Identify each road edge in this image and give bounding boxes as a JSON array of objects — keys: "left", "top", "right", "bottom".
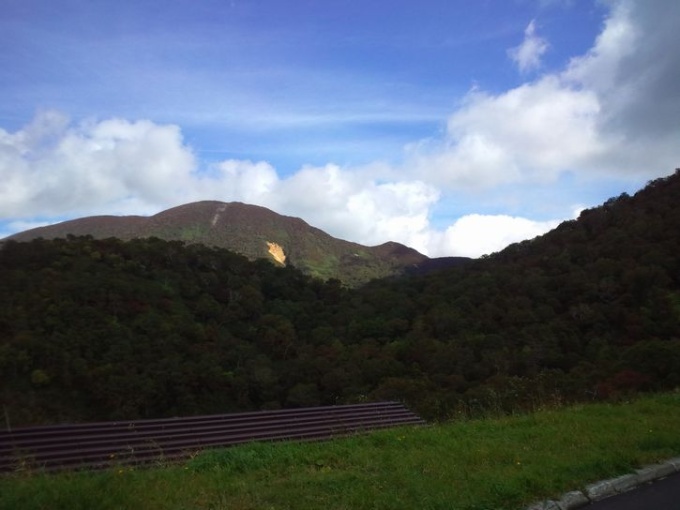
[{"left": 525, "top": 456, "right": 680, "bottom": 510}]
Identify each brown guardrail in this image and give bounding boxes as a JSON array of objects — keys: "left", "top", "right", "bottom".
[{"left": 0, "top": 401, "right": 425, "bottom": 473}]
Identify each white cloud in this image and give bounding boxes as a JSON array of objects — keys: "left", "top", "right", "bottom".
[
  {"left": 412, "top": 77, "right": 602, "bottom": 189},
  {"left": 428, "top": 214, "right": 561, "bottom": 258},
  {"left": 207, "top": 159, "right": 279, "bottom": 205},
  {"left": 508, "top": 20, "right": 549, "bottom": 73},
  {"left": 410, "top": 0, "right": 680, "bottom": 190},
  {"left": 3, "top": 0, "right": 679, "bottom": 261},
  {"left": 562, "top": 1, "right": 638, "bottom": 91},
  {"left": 0, "top": 112, "right": 197, "bottom": 218},
  {"left": 0, "top": 109, "right": 608, "bottom": 259},
  {"left": 216, "top": 162, "right": 442, "bottom": 253},
  {"left": 0, "top": 113, "right": 444, "bottom": 254},
  {"left": 565, "top": 0, "right": 680, "bottom": 142}
]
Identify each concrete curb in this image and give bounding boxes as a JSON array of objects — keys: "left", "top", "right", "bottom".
[{"left": 525, "top": 456, "right": 680, "bottom": 510}]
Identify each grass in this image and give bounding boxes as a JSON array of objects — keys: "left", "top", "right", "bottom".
[{"left": 2, "top": 393, "right": 679, "bottom": 510}]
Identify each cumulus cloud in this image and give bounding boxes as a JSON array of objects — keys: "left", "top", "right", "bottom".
[
  {"left": 0, "top": 112, "right": 196, "bottom": 218},
  {"left": 0, "top": 111, "right": 600, "bottom": 258},
  {"left": 427, "top": 214, "right": 561, "bottom": 258},
  {"left": 207, "top": 159, "right": 279, "bottom": 205},
  {"left": 2, "top": 0, "right": 678, "bottom": 260},
  {"left": 4, "top": 110, "right": 551, "bottom": 257},
  {"left": 279, "top": 166, "right": 439, "bottom": 250},
  {"left": 508, "top": 20, "right": 549, "bottom": 73},
  {"left": 0, "top": 113, "right": 446, "bottom": 254},
  {"left": 565, "top": 0, "right": 680, "bottom": 140},
  {"left": 413, "top": 77, "right": 602, "bottom": 189},
  {"left": 410, "top": 0, "right": 680, "bottom": 192}
]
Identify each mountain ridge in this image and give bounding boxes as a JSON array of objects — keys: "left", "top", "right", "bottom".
[
  {"left": 1, "top": 169, "right": 679, "bottom": 425},
  {"left": 5, "top": 200, "right": 467, "bottom": 285}
]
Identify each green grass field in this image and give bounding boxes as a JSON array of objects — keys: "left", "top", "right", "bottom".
[{"left": 2, "top": 393, "right": 679, "bottom": 510}]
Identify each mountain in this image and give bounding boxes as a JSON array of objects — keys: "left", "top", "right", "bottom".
[
  {"left": 6, "top": 201, "right": 464, "bottom": 286},
  {"left": 2, "top": 170, "right": 680, "bottom": 426}
]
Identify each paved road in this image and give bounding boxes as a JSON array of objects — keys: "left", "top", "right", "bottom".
[{"left": 585, "top": 471, "right": 680, "bottom": 509}]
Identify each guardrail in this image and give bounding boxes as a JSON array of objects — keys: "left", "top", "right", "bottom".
[{"left": 1, "top": 401, "right": 425, "bottom": 473}]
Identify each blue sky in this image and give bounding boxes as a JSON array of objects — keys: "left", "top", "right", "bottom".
[{"left": 1, "top": 0, "right": 679, "bottom": 257}]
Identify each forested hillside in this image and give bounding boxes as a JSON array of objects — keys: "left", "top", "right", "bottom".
[{"left": 1, "top": 170, "right": 679, "bottom": 426}]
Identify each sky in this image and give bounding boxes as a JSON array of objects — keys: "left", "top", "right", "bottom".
[{"left": 1, "top": 0, "right": 679, "bottom": 258}]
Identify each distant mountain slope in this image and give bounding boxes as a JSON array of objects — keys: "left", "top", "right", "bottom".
[
  {"left": 2, "top": 170, "right": 680, "bottom": 426},
  {"left": 6, "top": 201, "right": 459, "bottom": 285}
]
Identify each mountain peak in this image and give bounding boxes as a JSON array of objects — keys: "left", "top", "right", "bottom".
[{"left": 6, "top": 201, "right": 436, "bottom": 285}]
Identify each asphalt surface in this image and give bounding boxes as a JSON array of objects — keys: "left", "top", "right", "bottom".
[{"left": 584, "top": 471, "right": 680, "bottom": 510}]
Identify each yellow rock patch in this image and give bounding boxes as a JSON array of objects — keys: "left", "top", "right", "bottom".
[{"left": 267, "top": 241, "right": 286, "bottom": 265}]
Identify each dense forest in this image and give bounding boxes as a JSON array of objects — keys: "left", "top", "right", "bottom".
[{"left": 1, "top": 170, "right": 680, "bottom": 426}]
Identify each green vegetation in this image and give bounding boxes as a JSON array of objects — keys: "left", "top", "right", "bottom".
[
  {"left": 2, "top": 393, "right": 679, "bottom": 510},
  {"left": 176, "top": 225, "right": 209, "bottom": 241},
  {"left": 303, "top": 253, "right": 340, "bottom": 281},
  {"left": 7, "top": 201, "right": 425, "bottom": 286},
  {"left": 2, "top": 171, "right": 680, "bottom": 425}
]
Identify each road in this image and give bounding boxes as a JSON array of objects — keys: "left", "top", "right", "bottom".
[{"left": 585, "top": 471, "right": 680, "bottom": 509}]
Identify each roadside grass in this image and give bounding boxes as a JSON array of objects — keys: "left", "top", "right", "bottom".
[{"left": 2, "top": 392, "right": 679, "bottom": 510}]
